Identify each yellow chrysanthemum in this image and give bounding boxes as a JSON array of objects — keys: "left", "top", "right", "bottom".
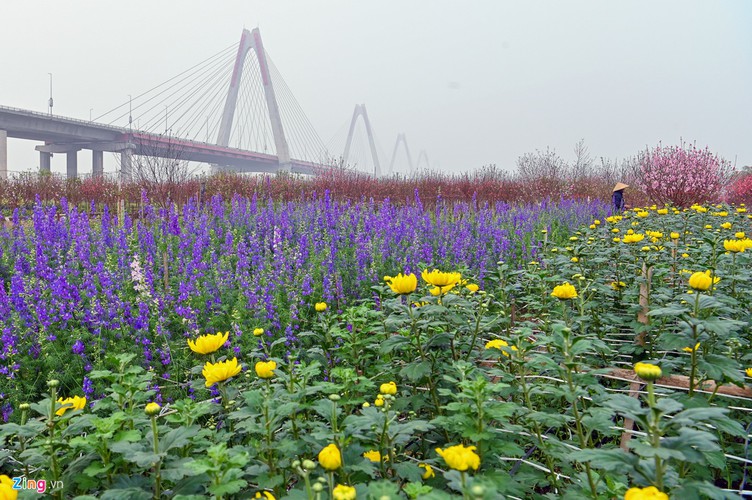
[
  {"left": 253, "top": 328, "right": 265, "bottom": 336},
  {"left": 624, "top": 485, "right": 669, "bottom": 500},
  {"left": 379, "top": 381, "right": 397, "bottom": 395},
  {"left": 429, "top": 284, "right": 455, "bottom": 295},
  {"left": 421, "top": 269, "right": 462, "bottom": 288},
  {"left": 435, "top": 444, "right": 481, "bottom": 471},
  {"left": 485, "top": 339, "right": 517, "bottom": 357},
  {"left": 188, "top": 331, "right": 229, "bottom": 355},
  {"left": 670, "top": 232, "right": 680, "bottom": 240},
  {"left": 746, "top": 368, "right": 752, "bottom": 378},
  {"left": 363, "top": 450, "right": 387, "bottom": 462},
  {"left": 610, "top": 281, "right": 626, "bottom": 290},
  {"left": 255, "top": 360, "right": 277, "bottom": 379},
  {"left": 384, "top": 273, "right": 418, "bottom": 294},
  {"left": 551, "top": 282, "right": 577, "bottom": 300},
  {"left": 202, "top": 357, "right": 242, "bottom": 387},
  {"left": 56, "top": 395, "right": 87, "bottom": 416},
  {"left": 735, "top": 232, "right": 746, "bottom": 239},
  {"left": 374, "top": 395, "right": 385, "bottom": 407},
  {"left": 721, "top": 222, "right": 732, "bottom": 229},
  {"left": 724, "top": 239, "right": 746, "bottom": 253},
  {"left": 318, "top": 443, "right": 342, "bottom": 471},
  {"left": 571, "top": 257, "right": 579, "bottom": 263},
  {"left": 688, "top": 270, "right": 718, "bottom": 291},
  {"left": 0, "top": 475, "right": 19, "bottom": 500},
  {"left": 622, "top": 233, "right": 645, "bottom": 244},
  {"left": 465, "top": 283, "right": 479, "bottom": 293},
  {"left": 315, "top": 302, "right": 328, "bottom": 312},
  {"left": 657, "top": 208, "right": 668, "bottom": 215},
  {"left": 332, "top": 484, "right": 357, "bottom": 500}
]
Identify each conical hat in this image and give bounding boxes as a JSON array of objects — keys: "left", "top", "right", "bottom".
[{"left": 613, "top": 182, "right": 629, "bottom": 192}]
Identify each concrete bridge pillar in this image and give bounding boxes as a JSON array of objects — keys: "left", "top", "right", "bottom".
[
  {"left": 92, "top": 150, "right": 104, "bottom": 178},
  {"left": 120, "top": 148, "right": 133, "bottom": 182},
  {"left": 40, "top": 151, "right": 52, "bottom": 174},
  {"left": 66, "top": 151, "right": 78, "bottom": 179},
  {"left": 0, "top": 130, "right": 7, "bottom": 180}
]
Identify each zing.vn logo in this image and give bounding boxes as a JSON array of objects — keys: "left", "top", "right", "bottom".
[{"left": 12, "top": 476, "right": 63, "bottom": 494}]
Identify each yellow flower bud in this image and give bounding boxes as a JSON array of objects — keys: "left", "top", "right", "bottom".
[
  {"left": 634, "top": 362, "right": 662, "bottom": 382},
  {"left": 145, "top": 402, "right": 161, "bottom": 416},
  {"left": 318, "top": 443, "right": 342, "bottom": 471}
]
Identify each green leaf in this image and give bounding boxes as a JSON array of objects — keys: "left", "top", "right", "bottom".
[
  {"left": 403, "top": 482, "right": 433, "bottom": 499},
  {"left": 100, "top": 488, "right": 152, "bottom": 500},
  {"left": 569, "top": 448, "right": 637, "bottom": 470},
  {"left": 208, "top": 478, "right": 247, "bottom": 496},
  {"left": 83, "top": 461, "right": 113, "bottom": 477},
  {"left": 393, "top": 461, "right": 424, "bottom": 483},
  {"left": 380, "top": 335, "right": 411, "bottom": 354},
  {"left": 160, "top": 425, "right": 197, "bottom": 452},
  {"left": 366, "top": 480, "right": 404, "bottom": 499},
  {"left": 400, "top": 361, "right": 433, "bottom": 382},
  {"left": 113, "top": 429, "right": 142, "bottom": 442}
]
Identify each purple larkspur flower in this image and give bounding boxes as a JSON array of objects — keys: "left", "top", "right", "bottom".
[{"left": 72, "top": 340, "right": 85, "bottom": 355}]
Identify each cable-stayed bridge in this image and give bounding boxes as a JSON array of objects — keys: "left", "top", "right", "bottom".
[{"left": 0, "top": 28, "right": 426, "bottom": 180}]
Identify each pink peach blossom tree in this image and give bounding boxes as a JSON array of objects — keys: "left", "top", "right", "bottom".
[{"left": 633, "top": 141, "right": 734, "bottom": 207}]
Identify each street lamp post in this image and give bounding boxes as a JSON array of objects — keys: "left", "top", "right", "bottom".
[
  {"left": 89, "top": 108, "right": 93, "bottom": 122},
  {"left": 128, "top": 95, "right": 133, "bottom": 131},
  {"left": 47, "top": 73, "right": 53, "bottom": 115}
]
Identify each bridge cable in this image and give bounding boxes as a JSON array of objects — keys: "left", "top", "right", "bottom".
[{"left": 95, "top": 43, "right": 236, "bottom": 123}]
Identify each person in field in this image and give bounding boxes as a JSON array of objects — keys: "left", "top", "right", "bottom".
[{"left": 612, "top": 182, "right": 628, "bottom": 212}]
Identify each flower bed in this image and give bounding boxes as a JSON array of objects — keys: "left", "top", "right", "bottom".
[{"left": 2, "top": 200, "right": 751, "bottom": 498}]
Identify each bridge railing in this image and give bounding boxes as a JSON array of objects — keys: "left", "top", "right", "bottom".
[{"left": 0, "top": 104, "right": 127, "bottom": 133}]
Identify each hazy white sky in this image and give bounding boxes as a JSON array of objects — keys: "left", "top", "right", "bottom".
[{"left": 1, "top": 0, "right": 751, "bottom": 176}]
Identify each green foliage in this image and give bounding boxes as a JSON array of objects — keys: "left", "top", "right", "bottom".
[{"left": 2, "top": 204, "right": 752, "bottom": 498}]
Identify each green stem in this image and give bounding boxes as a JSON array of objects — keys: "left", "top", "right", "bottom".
[
  {"left": 647, "top": 382, "right": 664, "bottom": 491},
  {"left": 288, "top": 357, "right": 300, "bottom": 440},
  {"left": 264, "top": 380, "right": 277, "bottom": 476},
  {"left": 689, "top": 292, "right": 701, "bottom": 397},
  {"left": 464, "top": 297, "right": 487, "bottom": 361},
  {"left": 518, "top": 363, "right": 559, "bottom": 490},
  {"left": 564, "top": 357, "right": 597, "bottom": 498},
  {"left": 151, "top": 415, "right": 162, "bottom": 499}
]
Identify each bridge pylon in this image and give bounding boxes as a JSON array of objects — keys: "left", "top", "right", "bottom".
[
  {"left": 389, "top": 133, "right": 413, "bottom": 174},
  {"left": 215, "top": 28, "right": 290, "bottom": 173},
  {"left": 342, "top": 104, "right": 381, "bottom": 177}
]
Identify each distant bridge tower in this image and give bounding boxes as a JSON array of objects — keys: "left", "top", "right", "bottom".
[
  {"left": 389, "top": 133, "right": 413, "bottom": 174},
  {"left": 216, "top": 28, "right": 290, "bottom": 172},
  {"left": 416, "top": 150, "right": 430, "bottom": 170},
  {"left": 342, "top": 104, "right": 381, "bottom": 177}
]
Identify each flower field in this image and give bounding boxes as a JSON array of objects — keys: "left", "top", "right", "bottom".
[{"left": 2, "top": 196, "right": 752, "bottom": 499}]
